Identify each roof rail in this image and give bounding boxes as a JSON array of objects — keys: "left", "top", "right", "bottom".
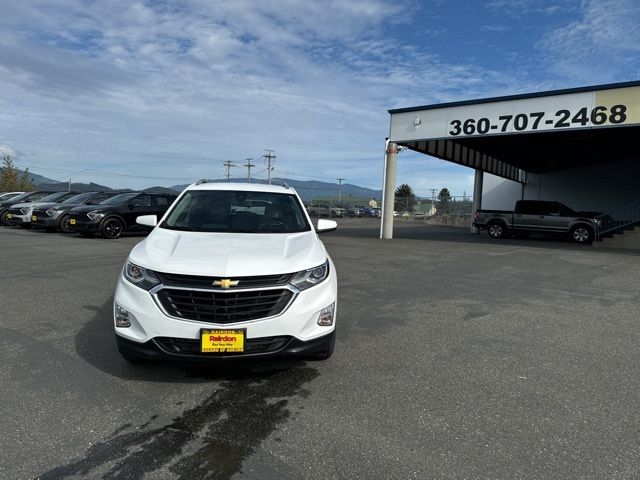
[
  {"left": 282, "top": 182, "right": 290, "bottom": 189},
  {"left": 195, "top": 179, "right": 213, "bottom": 185}
]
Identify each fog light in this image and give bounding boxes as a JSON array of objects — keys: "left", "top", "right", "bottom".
[
  {"left": 317, "top": 303, "right": 335, "bottom": 326},
  {"left": 115, "top": 304, "right": 131, "bottom": 328}
]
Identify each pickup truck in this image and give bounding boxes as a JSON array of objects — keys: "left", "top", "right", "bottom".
[{"left": 473, "top": 200, "right": 602, "bottom": 243}]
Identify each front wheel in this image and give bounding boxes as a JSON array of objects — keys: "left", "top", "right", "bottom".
[
  {"left": 570, "top": 225, "right": 593, "bottom": 243},
  {"left": 59, "top": 214, "right": 74, "bottom": 233},
  {"left": 487, "top": 221, "right": 507, "bottom": 239},
  {"left": 101, "top": 218, "right": 124, "bottom": 239}
]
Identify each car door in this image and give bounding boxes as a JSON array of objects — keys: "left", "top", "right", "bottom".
[
  {"left": 514, "top": 201, "right": 547, "bottom": 231},
  {"left": 544, "top": 202, "right": 571, "bottom": 233}
]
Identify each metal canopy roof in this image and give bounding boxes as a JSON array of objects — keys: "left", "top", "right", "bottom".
[{"left": 388, "top": 81, "right": 640, "bottom": 183}]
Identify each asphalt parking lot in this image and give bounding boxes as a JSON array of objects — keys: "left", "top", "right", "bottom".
[{"left": 2, "top": 220, "right": 640, "bottom": 479}]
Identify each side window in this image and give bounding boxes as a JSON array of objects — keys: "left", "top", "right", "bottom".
[
  {"left": 153, "top": 196, "right": 169, "bottom": 207},
  {"left": 130, "top": 195, "right": 151, "bottom": 207},
  {"left": 92, "top": 193, "right": 108, "bottom": 203}
]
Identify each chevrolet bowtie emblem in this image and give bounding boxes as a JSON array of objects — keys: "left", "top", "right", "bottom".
[{"left": 213, "top": 279, "right": 239, "bottom": 289}]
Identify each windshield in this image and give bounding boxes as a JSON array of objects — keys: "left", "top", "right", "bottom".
[
  {"left": 38, "top": 192, "right": 70, "bottom": 203},
  {"left": 62, "top": 192, "right": 96, "bottom": 204},
  {"left": 98, "top": 193, "right": 138, "bottom": 206},
  {"left": 161, "top": 190, "right": 311, "bottom": 233}
]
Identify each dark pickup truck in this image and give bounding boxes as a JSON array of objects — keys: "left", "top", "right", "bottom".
[{"left": 473, "top": 200, "right": 602, "bottom": 243}]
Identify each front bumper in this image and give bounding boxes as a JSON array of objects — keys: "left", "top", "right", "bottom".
[
  {"left": 32, "top": 213, "right": 58, "bottom": 229},
  {"left": 68, "top": 217, "right": 100, "bottom": 232},
  {"left": 115, "top": 330, "right": 335, "bottom": 361},
  {"left": 113, "top": 263, "right": 338, "bottom": 360},
  {"left": 5, "top": 212, "right": 31, "bottom": 226}
]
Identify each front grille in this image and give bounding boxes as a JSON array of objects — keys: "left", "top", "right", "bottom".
[
  {"left": 154, "top": 336, "right": 291, "bottom": 355},
  {"left": 32, "top": 210, "right": 50, "bottom": 218},
  {"left": 156, "top": 288, "right": 294, "bottom": 323},
  {"left": 156, "top": 272, "right": 294, "bottom": 289}
]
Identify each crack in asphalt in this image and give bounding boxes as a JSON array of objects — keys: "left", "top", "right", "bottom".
[{"left": 37, "top": 366, "right": 319, "bottom": 480}]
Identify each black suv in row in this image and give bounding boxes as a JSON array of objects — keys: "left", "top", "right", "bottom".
[
  {"left": 67, "top": 192, "right": 177, "bottom": 238},
  {"left": 31, "top": 191, "right": 121, "bottom": 232}
]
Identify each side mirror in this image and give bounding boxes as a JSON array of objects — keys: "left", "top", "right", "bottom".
[
  {"left": 136, "top": 215, "right": 157, "bottom": 228},
  {"left": 317, "top": 219, "right": 337, "bottom": 233}
]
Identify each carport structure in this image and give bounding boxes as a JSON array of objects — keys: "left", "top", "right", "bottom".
[{"left": 381, "top": 81, "right": 640, "bottom": 239}]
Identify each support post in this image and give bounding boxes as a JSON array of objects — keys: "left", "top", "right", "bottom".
[
  {"left": 380, "top": 141, "right": 398, "bottom": 239},
  {"left": 471, "top": 169, "right": 483, "bottom": 234}
]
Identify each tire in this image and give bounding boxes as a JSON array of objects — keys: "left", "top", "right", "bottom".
[
  {"left": 487, "top": 221, "right": 507, "bottom": 239},
  {"left": 101, "top": 217, "right": 124, "bottom": 239},
  {"left": 0, "top": 211, "right": 8, "bottom": 226},
  {"left": 59, "top": 214, "right": 74, "bottom": 233},
  {"left": 306, "top": 331, "right": 336, "bottom": 361},
  {"left": 570, "top": 224, "right": 593, "bottom": 244}
]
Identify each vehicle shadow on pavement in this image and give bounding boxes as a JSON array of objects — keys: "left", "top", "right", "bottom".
[
  {"left": 74, "top": 297, "right": 313, "bottom": 383},
  {"left": 53, "top": 299, "right": 319, "bottom": 479}
]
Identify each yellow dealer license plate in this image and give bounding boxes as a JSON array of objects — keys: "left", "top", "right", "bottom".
[
  {"left": 32, "top": 215, "right": 37, "bottom": 221},
  {"left": 6, "top": 213, "right": 12, "bottom": 219},
  {"left": 69, "top": 218, "right": 76, "bottom": 225},
  {"left": 201, "top": 329, "right": 245, "bottom": 353}
]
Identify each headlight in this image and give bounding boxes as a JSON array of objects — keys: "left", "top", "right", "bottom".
[
  {"left": 290, "top": 260, "right": 329, "bottom": 291},
  {"left": 20, "top": 207, "right": 32, "bottom": 215},
  {"left": 46, "top": 208, "right": 63, "bottom": 218},
  {"left": 123, "top": 261, "right": 160, "bottom": 290},
  {"left": 87, "top": 211, "right": 105, "bottom": 221}
]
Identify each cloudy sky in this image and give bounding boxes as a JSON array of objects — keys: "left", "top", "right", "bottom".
[{"left": 1, "top": 0, "right": 639, "bottom": 194}]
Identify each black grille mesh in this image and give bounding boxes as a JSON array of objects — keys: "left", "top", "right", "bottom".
[{"left": 157, "top": 288, "right": 294, "bottom": 323}]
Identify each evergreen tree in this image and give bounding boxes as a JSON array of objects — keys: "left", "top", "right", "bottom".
[{"left": 394, "top": 184, "right": 417, "bottom": 212}]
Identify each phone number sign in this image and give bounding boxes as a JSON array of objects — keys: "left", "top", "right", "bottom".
[{"left": 389, "top": 86, "right": 640, "bottom": 141}]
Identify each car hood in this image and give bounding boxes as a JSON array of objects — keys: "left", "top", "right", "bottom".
[
  {"left": 129, "top": 228, "right": 326, "bottom": 277},
  {"left": 8, "top": 202, "right": 41, "bottom": 210},
  {"left": 575, "top": 211, "right": 602, "bottom": 217},
  {"left": 31, "top": 202, "right": 61, "bottom": 211}
]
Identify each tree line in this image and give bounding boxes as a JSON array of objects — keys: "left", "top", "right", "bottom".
[{"left": 1, "top": 156, "right": 35, "bottom": 192}]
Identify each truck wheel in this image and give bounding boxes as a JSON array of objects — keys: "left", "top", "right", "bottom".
[
  {"left": 570, "top": 225, "right": 593, "bottom": 243},
  {"left": 101, "top": 218, "right": 124, "bottom": 239},
  {"left": 487, "top": 221, "right": 506, "bottom": 239}
]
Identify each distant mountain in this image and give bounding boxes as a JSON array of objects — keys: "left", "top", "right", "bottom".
[
  {"left": 169, "top": 177, "right": 381, "bottom": 202},
  {"left": 16, "top": 169, "right": 61, "bottom": 187},
  {"left": 38, "top": 181, "right": 117, "bottom": 192},
  {"left": 142, "top": 186, "right": 180, "bottom": 194}
]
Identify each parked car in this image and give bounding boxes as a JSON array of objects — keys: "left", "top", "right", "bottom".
[
  {"left": 67, "top": 192, "right": 177, "bottom": 238},
  {"left": 362, "top": 206, "right": 380, "bottom": 217},
  {"left": 113, "top": 181, "right": 338, "bottom": 363},
  {"left": 307, "top": 204, "right": 344, "bottom": 218},
  {"left": 31, "top": 191, "right": 121, "bottom": 232},
  {"left": 473, "top": 200, "right": 602, "bottom": 243},
  {"left": 1, "top": 191, "right": 71, "bottom": 227},
  {"left": 341, "top": 204, "right": 363, "bottom": 217}
]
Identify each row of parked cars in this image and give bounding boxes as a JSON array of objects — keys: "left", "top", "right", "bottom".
[
  {"left": 0, "top": 190, "right": 178, "bottom": 239},
  {"left": 306, "top": 203, "right": 381, "bottom": 218}
]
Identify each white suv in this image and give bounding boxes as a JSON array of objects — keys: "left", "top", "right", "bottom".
[{"left": 113, "top": 181, "right": 338, "bottom": 362}]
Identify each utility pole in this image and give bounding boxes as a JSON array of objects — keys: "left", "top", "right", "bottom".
[
  {"left": 244, "top": 158, "right": 255, "bottom": 183},
  {"left": 68, "top": 178, "right": 71, "bottom": 192},
  {"left": 222, "top": 160, "right": 236, "bottom": 181},
  {"left": 336, "top": 178, "right": 345, "bottom": 204},
  {"left": 430, "top": 188, "right": 437, "bottom": 203},
  {"left": 263, "top": 150, "right": 276, "bottom": 185}
]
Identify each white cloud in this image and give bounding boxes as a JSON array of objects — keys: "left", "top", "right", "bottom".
[
  {"left": 537, "top": 0, "right": 640, "bottom": 82},
  {"left": 0, "top": 1, "right": 555, "bottom": 191}
]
